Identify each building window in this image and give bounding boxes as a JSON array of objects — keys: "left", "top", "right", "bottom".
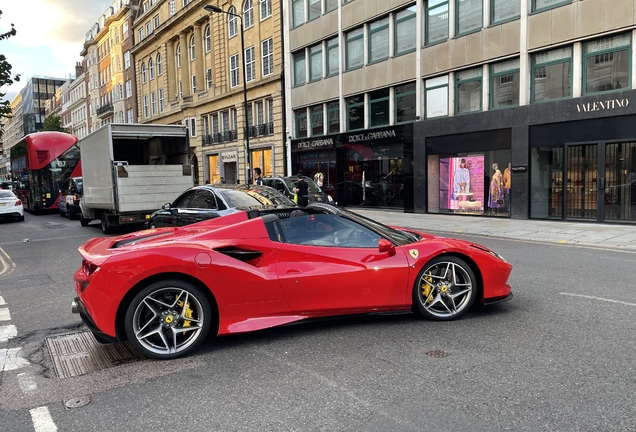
[
  {"left": 146, "top": 22, "right": 151, "bottom": 36},
  {"left": 141, "top": 63, "right": 147, "bottom": 83},
  {"left": 456, "top": 0, "right": 482, "bottom": 36},
  {"left": 177, "top": 43, "right": 181, "bottom": 67},
  {"left": 143, "top": 95, "right": 149, "bottom": 118},
  {"left": 346, "top": 95, "right": 365, "bottom": 131},
  {"left": 124, "top": 51, "right": 131, "bottom": 69},
  {"left": 212, "top": 113, "right": 219, "bottom": 135},
  {"left": 425, "top": 0, "right": 449, "bottom": 46},
  {"left": 243, "top": 0, "right": 254, "bottom": 29},
  {"left": 325, "top": 0, "right": 338, "bottom": 13},
  {"left": 159, "top": 88, "right": 164, "bottom": 112},
  {"left": 491, "top": 0, "right": 520, "bottom": 25},
  {"left": 118, "top": 84, "right": 124, "bottom": 101},
  {"left": 228, "top": 6, "right": 238, "bottom": 37},
  {"left": 138, "top": 28, "right": 144, "bottom": 41},
  {"left": 531, "top": 46, "right": 572, "bottom": 103},
  {"left": 395, "top": 82, "right": 416, "bottom": 123},
  {"left": 267, "top": 98, "right": 274, "bottom": 126},
  {"left": 310, "top": 104, "right": 323, "bottom": 136},
  {"left": 262, "top": 38, "right": 274, "bottom": 76},
  {"left": 327, "top": 100, "right": 339, "bottom": 133},
  {"left": 127, "top": 109, "right": 133, "bottom": 123},
  {"left": 189, "top": 118, "right": 197, "bottom": 137},
  {"left": 456, "top": 67, "right": 482, "bottom": 114},
  {"left": 222, "top": 110, "right": 230, "bottom": 132},
  {"left": 308, "top": 0, "right": 321, "bottom": 21},
  {"left": 204, "top": 25, "right": 211, "bottom": 52},
  {"left": 230, "top": 54, "right": 239, "bottom": 87},
  {"left": 309, "top": 43, "right": 322, "bottom": 82},
  {"left": 260, "top": 0, "right": 272, "bottom": 19},
  {"left": 123, "top": 22, "right": 129, "bottom": 39},
  {"left": 583, "top": 34, "right": 631, "bottom": 95},
  {"left": 256, "top": 101, "right": 264, "bottom": 126},
  {"left": 294, "top": 108, "right": 307, "bottom": 138},
  {"left": 425, "top": 75, "right": 449, "bottom": 118},
  {"left": 532, "top": 0, "right": 570, "bottom": 13},
  {"left": 206, "top": 68, "right": 212, "bottom": 89},
  {"left": 154, "top": 14, "right": 160, "bottom": 29},
  {"left": 292, "top": 0, "right": 304, "bottom": 28},
  {"left": 346, "top": 27, "right": 364, "bottom": 70},
  {"left": 246, "top": 103, "right": 253, "bottom": 127},
  {"left": 149, "top": 58, "right": 155, "bottom": 79},
  {"left": 395, "top": 6, "right": 416, "bottom": 56},
  {"left": 369, "top": 88, "right": 390, "bottom": 127},
  {"left": 125, "top": 80, "right": 132, "bottom": 98},
  {"left": 190, "top": 35, "right": 195, "bottom": 61},
  {"left": 326, "top": 37, "right": 339, "bottom": 76},
  {"left": 369, "top": 18, "right": 389, "bottom": 63},
  {"left": 192, "top": 75, "right": 197, "bottom": 93},
  {"left": 157, "top": 53, "right": 163, "bottom": 75},
  {"left": 294, "top": 50, "right": 306, "bottom": 86},
  {"left": 491, "top": 58, "right": 520, "bottom": 109},
  {"left": 170, "top": 0, "right": 176, "bottom": 16},
  {"left": 151, "top": 92, "right": 156, "bottom": 115},
  {"left": 245, "top": 46, "right": 256, "bottom": 82},
  {"left": 179, "top": 81, "right": 183, "bottom": 97}
]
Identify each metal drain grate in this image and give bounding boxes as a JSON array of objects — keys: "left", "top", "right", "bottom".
[
  {"left": 425, "top": 350, "right": 450, "bottom": 358},
  {"left": 41, "top": 224, "right": 68, "bottom": 230},
  {"left": 46, "top": 331, "right": 145, "bottom": 379}
]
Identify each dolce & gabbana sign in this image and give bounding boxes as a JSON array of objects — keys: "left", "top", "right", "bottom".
[
  {"left": 347, "top": 129, "right": 397, "bottom": 142},
  {"left": 297, "top": 138, "right": 334, "bottom": 149},
  {"left": 576, "top": 98, "right": 629, "bottom": 113}
]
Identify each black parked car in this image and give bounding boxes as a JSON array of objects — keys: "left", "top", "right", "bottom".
[
  {"left": 58, "top": 177, "right": 83, "bottom": 219},
  {"left": 148, "top": 184, "right": 296, "bottom": 228},
  {"left": 263, "top": 176, "right": 334, "bottom": 204}
]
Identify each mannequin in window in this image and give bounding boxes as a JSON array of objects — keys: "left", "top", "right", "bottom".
[
  {"left": 488, "top": 163, "right": 505, "bottom": 215},
  {"left": 452, "top": 158, "right": 471, "bottom": 202},
  {"left": 503, "top": 162, "right": 512, "bottom": 214}
]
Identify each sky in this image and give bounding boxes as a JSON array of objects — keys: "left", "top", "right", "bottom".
[{"left": 0, "top": 0, "right": 113, "bottom": 102}]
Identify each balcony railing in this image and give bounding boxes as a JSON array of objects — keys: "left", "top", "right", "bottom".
[{"left": 96, "top": 103, "right": 114, "bottom": 118}]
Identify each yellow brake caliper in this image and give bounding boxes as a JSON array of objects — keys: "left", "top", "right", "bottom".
[
  {"left": 177, "top": 299, "right": 194, "bottom": 330},
  {"left": 421, "top": 273, "right": 435, "bottom": 304}
]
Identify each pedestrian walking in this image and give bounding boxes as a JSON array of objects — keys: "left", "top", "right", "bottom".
[{"left": 295, "top": 173, "right": 309, "bottom": 207}]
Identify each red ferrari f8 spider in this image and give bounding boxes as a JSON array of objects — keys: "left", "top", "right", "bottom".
[{"left": 72, "top": 203, "right": 512, "bottom": 359}]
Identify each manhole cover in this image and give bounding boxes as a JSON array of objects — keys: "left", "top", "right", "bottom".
[
  {"left": 46, "top": 331, "right": 145, "bottom": 378},
  {"left": 41, "top": 224, "right": 68, "bottom": 230},
  {"left": 425, "top": 350, "right": 450, "bottom": 358},
  {"left": 64, "top": 395, "right": 93, "bottom": 410}
]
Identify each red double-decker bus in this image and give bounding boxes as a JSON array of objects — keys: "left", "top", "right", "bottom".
[{"left": 10, "top": 132, "right": 81, "bottom": 213}]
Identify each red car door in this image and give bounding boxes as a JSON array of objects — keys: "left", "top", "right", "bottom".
[{"left": 274, "top": 214, "right": 410, "bottom": 313}]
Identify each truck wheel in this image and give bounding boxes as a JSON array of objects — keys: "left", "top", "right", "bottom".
[
  {"left": 80, "top": 214, "right": 90, "bottom": 227},
  {"left": 101, "top": 214, "right": 114, "bottom": 234}
]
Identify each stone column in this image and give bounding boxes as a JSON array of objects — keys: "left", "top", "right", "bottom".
[
  {"left": 194, "top": 23, "right": 205, "bottom": 91},
  {"left": 179, "top": 32, "right": 191, "bottom": 96},
  {"left": 166, "top": 42, "right": 176, "bottom": 100}
]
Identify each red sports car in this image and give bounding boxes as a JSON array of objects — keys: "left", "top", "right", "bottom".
[{"left": 72, "top": 203, "right": 512, "bottom": 360}]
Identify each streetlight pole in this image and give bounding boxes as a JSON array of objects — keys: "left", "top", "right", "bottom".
[{"left": 204, "top": 5, "right": 252, "bottom": 185}]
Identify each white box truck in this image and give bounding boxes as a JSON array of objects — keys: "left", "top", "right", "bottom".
[{"left": 79, "top": 124, "right": 193, "bottom": 234}]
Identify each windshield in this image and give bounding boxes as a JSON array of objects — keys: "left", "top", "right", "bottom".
[
  {"left": 284, "top": 177, "right": 323, "bottom": 193},
  {"left": 339, "top": 208, "right": 421, "bottom": 245},
  {"left": 219, "top": 189, "right": 267, "bottom": 208},
  {"left": 0, "top": 191, "right": 16, "bottom": 199},
  {"left": 75, "top": 179, "right": 83, "bottom": 193}
]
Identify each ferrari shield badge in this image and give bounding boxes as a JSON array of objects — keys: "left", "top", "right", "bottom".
[{"left": 409, "top": 249, "right": 418, "bottom": 259}]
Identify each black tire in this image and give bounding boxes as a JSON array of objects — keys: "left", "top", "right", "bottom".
[
  {"left": 101, "top": 213, "right": 114, "bottom": 234},
  {"left": 80, "top": 214, "right": 90, "bottom": 227},
  {"left": 124, "top": 279, "right": 212, "bottom": 360},
  {"left": 59, "top": 211, "right": 66, "bottom": 217},
  {"left": 412, "top": 256, "right": 476, "bottom": 321},
  {"left": 17, "top": 215, "right": 25, "bottom": 222},
  {"left": 148, "top": 221, "right": 157, "bottom": 229}
]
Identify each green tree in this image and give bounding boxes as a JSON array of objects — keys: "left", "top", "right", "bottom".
[
  {"left": 42, "top": 114, "right": 68, "bottom": 133},
  {"left": 0, "top": 10, "right": 20, "bottom": 138}
]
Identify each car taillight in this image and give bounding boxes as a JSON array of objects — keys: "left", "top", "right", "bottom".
[
  {"left": 82, "top": 259, "right": 99, "bottom": 276},
  {"left": 15, "top": 200, "right": 21, "bottom": 206}
]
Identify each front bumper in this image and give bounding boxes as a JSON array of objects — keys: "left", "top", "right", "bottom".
[{"left": 72, "top": 297, "right": 118, "bottom": 343}]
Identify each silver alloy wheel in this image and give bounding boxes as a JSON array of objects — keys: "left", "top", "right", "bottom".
[
  {"left": 131, "top": 287, "right": 206, "bottom": 357},
  {"left": 415, "top": 258, "right": 475, "bottom": 320}
]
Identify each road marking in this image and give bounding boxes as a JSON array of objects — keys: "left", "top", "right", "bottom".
[
  {"left": 0, "top": 348, "right": 31, "bottom": 371},
  {"left": 18, "top": 372, "right": 38, "bottom": 394},
  {"left": 0, "top": 247, "right": 16, "bottom": 276},
  {"left": 0, "top": 307, "right": 11, "bottom": 321},
  {"left": 560, "top": 292, "right": 636, "bottom": 307},
  {"left": 0, "top": 295, "right": 5, "bottom": 305},
  {"left": 0, "top": 324, "right": 17, "bottom": 342},
  {"left": 30, "top": 406, "right": 57, "bottom": 432}
]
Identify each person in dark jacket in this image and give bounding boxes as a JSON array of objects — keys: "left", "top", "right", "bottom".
[
  {"left": 295, "top": 173, "right": 309, "bottom": 207},
  {"left": 253, "top": 168, "right": 264, "bottom": 185}
]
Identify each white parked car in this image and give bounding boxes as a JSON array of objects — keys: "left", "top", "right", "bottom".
[{"left": 0, "top": 190, "right": 25, "bottom": 222}]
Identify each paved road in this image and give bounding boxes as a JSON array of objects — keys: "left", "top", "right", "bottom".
[{"left": 0, "top": 212, "right": 635, "bottom": 431}]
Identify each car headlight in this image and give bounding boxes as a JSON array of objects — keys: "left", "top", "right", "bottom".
[
  {"left": 327, "top": 195, "right": 333, "bottom": 202},
  {"left": 471, "top": 244, "right": 507, "bottom": 262}
]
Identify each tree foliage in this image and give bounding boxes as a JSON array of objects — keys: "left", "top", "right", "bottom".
[
  {"left": 0, "top": 10, "right": 20, "bottom": 138},
  {"left": 42, "top": 115, "right": 68, "bottom": 133}
]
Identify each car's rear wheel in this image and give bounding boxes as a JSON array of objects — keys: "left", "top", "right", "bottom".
[
  {"left": 125, "top": 280, "right": 212, "bottom": 360},
  {"left": 101, "top": 213, "right": 113, "bottom": 234},
  {"left": 413, "top": 256, "right": 476, "bottom": 321},
  {"left": 17, "top": 215, "right": 24, "bottom": 222},
  {"left": 148, "top": 221, "right": 157, "bottom": 229}
]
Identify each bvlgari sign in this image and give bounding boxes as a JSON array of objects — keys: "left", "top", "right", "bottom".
[{"left": 576, "top": 98, "right": 629, "bottom": 113}]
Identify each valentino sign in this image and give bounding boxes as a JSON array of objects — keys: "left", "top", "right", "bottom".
[{"left": 576, "top": 98, "right": 629, "bottom": 113}]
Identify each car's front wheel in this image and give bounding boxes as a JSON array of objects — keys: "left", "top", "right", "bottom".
[
  {"left": 413, "top": 256, "right": 476, "bottom": 321},
  {"left": 125, "top": 280, "right": 213, "bottom": 360}
]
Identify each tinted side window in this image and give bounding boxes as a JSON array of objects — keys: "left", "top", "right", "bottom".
[
  {"left": 274, "top": 180, "right": 287, "bottom": 193},
  {"left": 190, "top": 190, "right": 217, "bottom": 209},
  {"left": 279, "top": 214, "right": 380, "bottom": 248},
  {"left": 172, "top": 190, "right": 196, "bottom": 208}
]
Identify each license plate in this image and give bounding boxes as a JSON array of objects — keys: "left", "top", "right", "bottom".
[{"left": 0, "top": 203, "right": 6, "bottom": 207}]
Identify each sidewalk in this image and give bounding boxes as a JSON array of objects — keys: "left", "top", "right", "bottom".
[{"left": 352, "top": 209, "right": 636, "bottom": 252}]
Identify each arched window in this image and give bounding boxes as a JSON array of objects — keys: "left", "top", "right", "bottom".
[
  {"left": 243, "top": 0, "right": 254, "bottom": 29},
  {"left": 204, "top": 25, "right": 211, "bottom": 53},
  {"left": 228, "top": 6, "right": 238, "bottom": 38},
  {"left": 141, "top": 62, "right": 147, "bottom": 83},
  {"left": 176, "top": 43, "right": 181, "bottom": 67},
  {"left": 157, "top": 53, "right": 163, "bottom": 75},
  {"left": 148, "top": 58, "right": 155, "bottom": 79},
  {"left": 190, "top": 35, "right": 195, "bottom": 61}
]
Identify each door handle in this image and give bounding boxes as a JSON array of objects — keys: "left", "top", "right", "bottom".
[{"left": 286, "top": 268, "right": 302, "bottom": 275}]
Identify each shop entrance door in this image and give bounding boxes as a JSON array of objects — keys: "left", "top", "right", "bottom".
[{"left": 565, "top": 142, "right": 636, "bottom": 223}]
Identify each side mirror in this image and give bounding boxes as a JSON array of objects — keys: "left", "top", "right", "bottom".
[
  {"left": 378, "top": 238, "right": 396, "bottom": 256},
  {"left": 162, "top": 203, "right": 171, "bottom": 210}
]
